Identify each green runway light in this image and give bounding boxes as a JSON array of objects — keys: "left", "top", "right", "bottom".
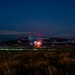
[
  {"left": 19, "top": 49, "right": 23, "bottom": 50},
  {"left": 6, "top": 49, "right": 9, "bottom": 50}
]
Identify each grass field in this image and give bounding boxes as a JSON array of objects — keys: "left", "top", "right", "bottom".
[{"left": 0, "top": 48, "right": 75, "bottom": 75}]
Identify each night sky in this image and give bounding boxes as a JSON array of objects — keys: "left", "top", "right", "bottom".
[{"left": 0, "top": 0, "right": 75, "bottom": 40}]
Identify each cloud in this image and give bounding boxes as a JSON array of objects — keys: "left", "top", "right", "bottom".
[
  {"left": 60, "top": 34, "right": 75, "bottom": 37},
  {"left": 60, "top": 34, "right": 75, "bottom": 39},
  {"left": 0, "top": 30, "right": 33, "bottom": 35}
]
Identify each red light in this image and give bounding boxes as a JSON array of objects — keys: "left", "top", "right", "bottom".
[
  {"left": 37, "top": 41, "right": 41, "bottom": 45},
  {"left": 52, "top": 44, "right": 54, "bottom": 47},
  {"left": 34, "top": 41, "right": 42, "bottom": 47}
]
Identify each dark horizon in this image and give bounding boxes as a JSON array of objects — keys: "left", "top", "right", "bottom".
[{"left": 0, "top": 34, "right": 75, "bottom": 42}]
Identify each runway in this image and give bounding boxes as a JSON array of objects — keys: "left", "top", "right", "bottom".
[{"left": 0, "top": 46, "right": 75, "bottom": 51}]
